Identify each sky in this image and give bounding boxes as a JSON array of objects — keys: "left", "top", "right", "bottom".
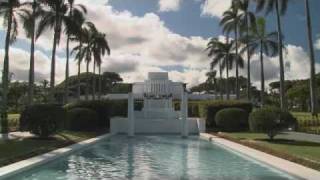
[{"left": 1, "top": 0, "right": 320, "bottom": 89}]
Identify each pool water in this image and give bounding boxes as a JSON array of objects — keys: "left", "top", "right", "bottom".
[{"left": 9, "top": 136, "right": 298, "bottom": 180}]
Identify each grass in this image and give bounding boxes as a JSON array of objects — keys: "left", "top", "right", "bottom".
[
  {"left": 0, "top": 131, "right": 103, "bottom": 167},
  {"left": 217, "top": 132, "right": 320, "bottom": 171}
]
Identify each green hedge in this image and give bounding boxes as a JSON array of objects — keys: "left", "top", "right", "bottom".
[
  {"left": 199, "top": 100, "right": 253, "bottom": 128},
  {"left": 66, "top": 108, "right": 99, "bottom": 131},
  {"left": 20, "top": 104, "right": 66, "bottom": 138},
  {"left": 215, "top": 108, "right": 248, "bottom": 132},
  {"left": 64, "top": 100, "right": 127, "bottom": 129}
]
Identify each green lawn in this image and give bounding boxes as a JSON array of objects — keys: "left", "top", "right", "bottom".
[
  {"left": 220, "top": 132, "right": 320, "bottom": 170},
  {"left": 0, "top": 131, "right": 102, "bottom": 167}
]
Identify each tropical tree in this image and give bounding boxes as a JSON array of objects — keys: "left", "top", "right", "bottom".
[
  {"left": 72, "top": 22, "right": 97, "bottom": 100},
  {"left": 206, "top": 38, "right": 244, "bottom": 99},
  {"left": 243, "top": 17, "right": 279, "bottom": 106},
  {"left": 205, "top": 71, "right": 218, "bottom": 95},
  {"left": 36, "top": 0, "right": 69, "bottom": 101},
  {"left": 63, "top": 0, "right": 86, "bottom": 103},
  {"left": 255, "top": 0, "right": 289, "bottom": 110},
  {"left": 21, "top": 0, "right": 45, "bottom": 106},
  {"left": 220, "top": 0, "right": 242, "bottom": 99},
  {"left": 304, "top": 0, "right": 317, "bottom": 115},
  {"left": 0, "top": 0, "right": 29, "bottom": 135},
  {"left": 92, "top": 32, "right": 110, "bottom": 100},
  {"left": 238, "top": 0, "right": 256, "bottom": 100}
]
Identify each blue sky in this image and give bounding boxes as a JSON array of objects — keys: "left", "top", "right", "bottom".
[{"left": 1, "top": 0, "right": 320, "bottom": 88}]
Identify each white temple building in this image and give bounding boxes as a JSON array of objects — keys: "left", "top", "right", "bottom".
[{"left": 109, "top": 72, "right": 206, "bottom": 136}]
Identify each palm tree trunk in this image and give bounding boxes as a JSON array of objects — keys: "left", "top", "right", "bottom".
[
  {"left": 219, "top": 60, "right": 223, "bottom": 100},
  {"left": 246, "top": 12, "right": 251, "bottom": 101},
  {"left": 98, "top": 65, "right": 102, "bottom": 100},
  {"left": 64, "top": 35, "right": 70, "bottom": 104},
  {"left": 305, "top": 0, "right": 318, "bottom": 115},
  {"left": 275, "top": 0, "right": 287, "bottom": 110},
  {"left": 260, "top": 41, "right": 265, "bottom": 106},
  {"left": 50, "top": 14, "right": 60, "bottom": 102},
  {"left": 1, "top": 8, "right": 13, "bottom": 135},
  {"left": 235, "top": 24, "right": 240, "bottom": 100},
  {"left": 77, "top": 41, "right": 82, "bottom": 100},
  {"left": 226, "top": 36, "right": 230, "bottom": 100},
  {"left": 28, "top": 1, "right": 36, "bottom": 106},
  {"left": 92, "top": 59, "right": 96, "bottom": 100},
  {"left": 85, "top": 61, "right": 89, "bottom": 100}
]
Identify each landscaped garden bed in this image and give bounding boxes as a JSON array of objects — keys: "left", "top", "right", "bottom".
[
  {"left": 0, "top": 131, "right": 105, "bottom": 168},
  {"left": 214, "top": 132, "right": 320, "bottom": 171}
]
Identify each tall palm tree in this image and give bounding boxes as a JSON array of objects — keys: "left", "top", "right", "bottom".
[
  {"left": 0, "top": 0, "right": 29, "bottom": 135},
  {"left": 206, "top": 38, "right": 244, "bottom": 99},
  {"left": 220, "top": 0, "right": 242, "bottom": 99},
  {"left": 22, "top": 0, "right": 43, "bottom": 106},
  {"left": 64, "top": 0, "right": 86, "bottom": 104},
  {"left": 36, "top": 0, "right": 69, "bottom": 101},
  {"left": 92, "top": 32, "right": 110, "bottom": 100},
  {"left": 238, "top": 0, "right": 256, "bottom": 101},
  {"left": 72, "top": 22, "right": 97, "bottom": 100},
  {"left": 304, "top": 0, "right": 317, "bottom": 115},
  {"left": 244, "top": 17, "right": 279, "bottom": 106},
  {"left": 255, "top": 0, "right": 289, "bottom": 110}
]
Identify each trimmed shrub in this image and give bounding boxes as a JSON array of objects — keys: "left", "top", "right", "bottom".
[
  {"left": 199, "top": 100, "right": 253, "bottom": 128},
  {"left": 20, "top": 104, "right": 66, "bottom": 138},
  {"left": 249, "top": 107, "right": 297, "bottom": 140},
  {"left": 64, "top": 100, "right": 127, "bottom": 129},
  {"left": 66, "top": 108, "right": 99, "bottom": 131},
  {"left": 215, "top": 108, "right": 248, "bottom": 131}
]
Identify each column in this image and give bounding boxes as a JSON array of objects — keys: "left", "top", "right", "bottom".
[
  {"left": 181, "top": 92, "right": 189, "bottom": 137},
  {"left": 128, "top": 93, "right": 135, "bottom": 137}
]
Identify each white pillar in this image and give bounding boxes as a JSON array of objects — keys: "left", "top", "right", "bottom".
[
  {"left": 181, "top": 92, "right": 189, "bottom": 137},
  {"left": 128, "top": 93, "right": 135, "bottom": 137}
]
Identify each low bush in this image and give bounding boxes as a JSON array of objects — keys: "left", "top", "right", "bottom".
[
  {"left": 64, "top": 100, "right": 127, "bottom": 129},
  {"left": 20, "top": 104, "right": 66, "bottom": 138},
  {"left": 199, "top": 100, "right": 253, "bottom": 128},
  {"left": 249, "top": 107, "right": 297, "bottom": 140},
  {"left": 66, "top": 108, "right": 99, "bottom": 131},
  {"left": 215, "top": 108, "right": 248, "bottom": 131}
]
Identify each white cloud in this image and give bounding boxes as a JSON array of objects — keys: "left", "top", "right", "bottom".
[
  {"left": 200, "top": 0, "right": 232, "bottom": 19},
  {"left": 158, "top": 0, "right": 182, "bottom": 12}
]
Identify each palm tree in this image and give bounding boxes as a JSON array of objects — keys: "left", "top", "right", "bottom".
[
  {"left": 22, "top": 0, "right": 44, "bottom": 106},
  {"left": 243, "top": 17, "right": 279, "bottom": 106},
  {"left": 238, "top": 0, "right": 256, "bottom": 101},
  {"left": 36, "top": 0, "right": 69, "bottom": 101},
  {"left": 0, "top": 0, "right": 29, "bottom": 135},
  {"left": 220, "top": 0, "right": 242, "bottom": 99},
  {"left": 64, "top": 0, "right": 86, "bottom": 104},
  {"left": 304, "top": 0, "right": 317, "bottom": 115},
  {"left": 72, "top": 22, "right": 97, "bottom": 100},
  {"left": 255, "top": 0, "right": 289, "bottom": 110},
  {"left": 206, "top": 38, "right": 244, "bottom": 99},
  {"left": 91, "top": 33, "right": 110, "bottom": 100}
]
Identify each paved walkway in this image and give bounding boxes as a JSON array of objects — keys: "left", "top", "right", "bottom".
[
  {"left": 0, "top": 132, "right": 34, "bottom": 140},
  {"left": 278, "top": 131, "right": 320, "bottom": 143}
]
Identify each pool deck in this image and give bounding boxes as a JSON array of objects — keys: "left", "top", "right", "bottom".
[
  {"left": 0, "top": 133, "right": 112, "bottom": 180},
  {"left": 200, "top": 133, "right": 320, "bottom": 180}
]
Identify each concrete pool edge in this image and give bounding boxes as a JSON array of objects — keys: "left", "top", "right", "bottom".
[
  {"left": 200, "top": 133, "right": 320, "bottom": 180},
  {"left": 0, "top": 133, "right": 112, "bottom": 179}
]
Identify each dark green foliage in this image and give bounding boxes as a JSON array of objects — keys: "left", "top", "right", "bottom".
[
  {"left": 215, "top": 108, "right": 248, "bottom": 131},
  {"left": 199, "top": 100, "right": 253, "bottom": 128},
  {"left": 20, "top": 104, "right": 66, "bottom": 138},
  {"left": 66, "top": 108, "right": 99, "bottom": 131},
  {"left": 64, "top": 100, "right": 127, "bottom": 129},
  {"left": 249, "top": 107, "right": 297, "bottom": 140}
]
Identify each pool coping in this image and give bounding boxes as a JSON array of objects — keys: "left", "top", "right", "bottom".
[
  {"left": 0, "top": 133, "right": 112, "bottom": 179},
  {"left": 200, "top": 133, "right": 320, "bottom": 180}
]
